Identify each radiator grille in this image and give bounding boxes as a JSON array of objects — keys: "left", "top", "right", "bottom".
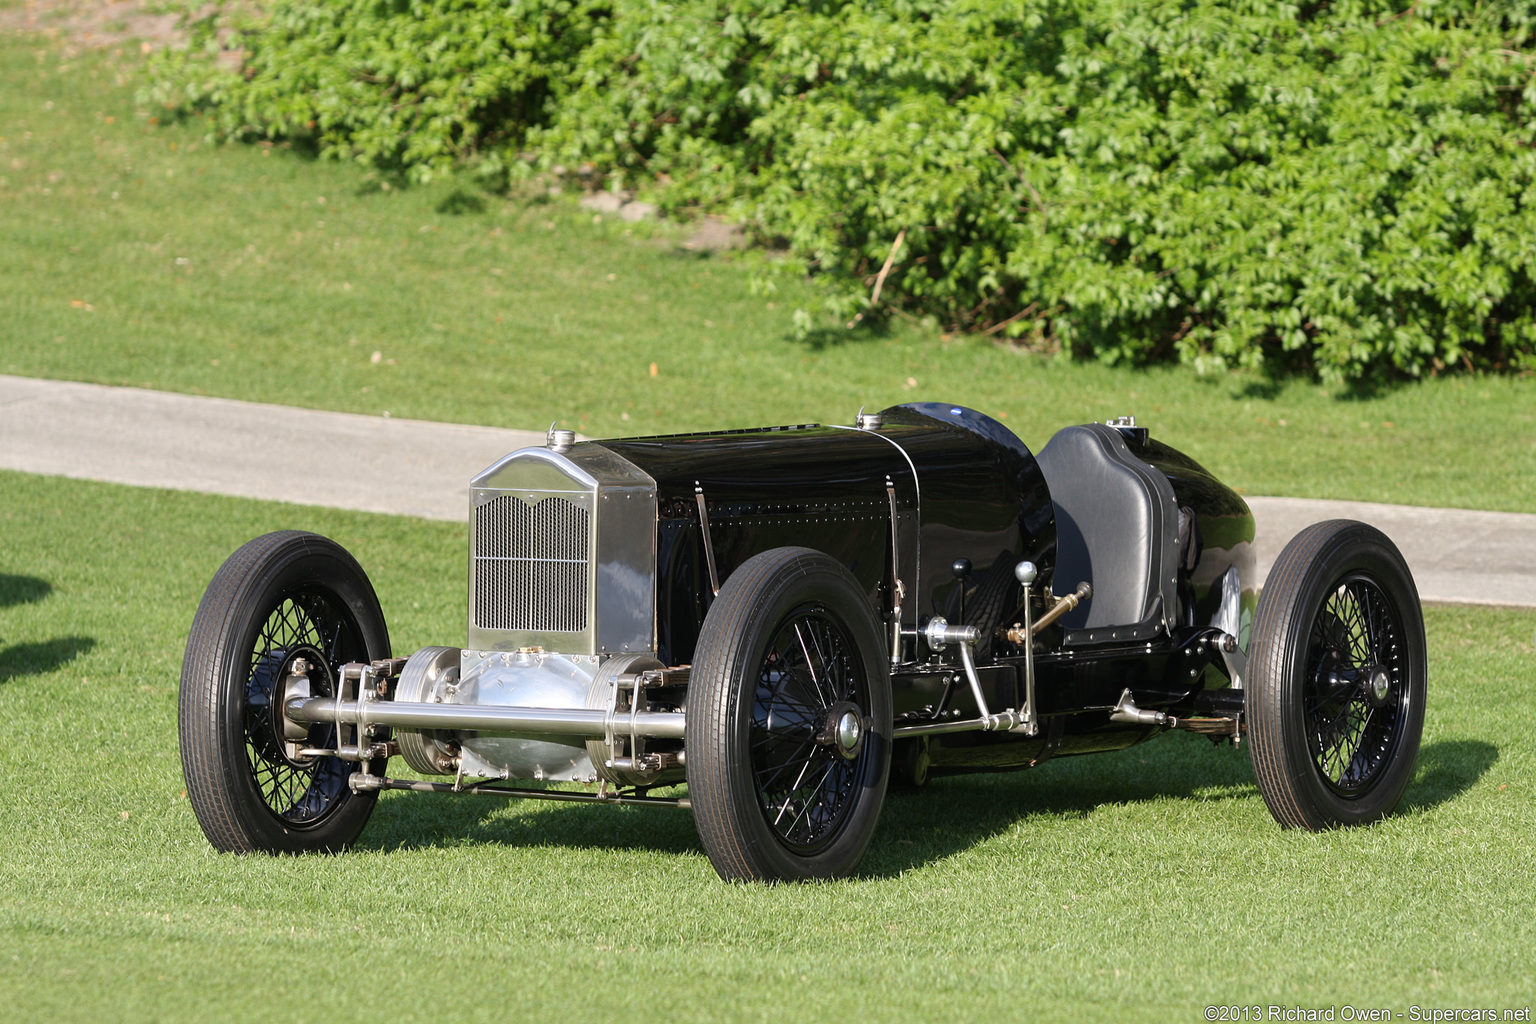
[{"left": 472, "top": 494, "right": 591, "bottom": 633}]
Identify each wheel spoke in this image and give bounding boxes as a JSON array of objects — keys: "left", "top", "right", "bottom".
[
  {"left": 791, "top": 622, "right": 829, "bottom": 707},
  {"left": 755, "top": 740, "right": 825, "bottom": 791},
  {"left": 1303, "top": 574, "right": 1405, "bottom": 793},
  {"left": 748, "top": 604, "right": 870, "bottom": 853},
  {"left": 755, "top": 684, "right": 821, "bottom": 718},
  {"left": 240, "top": 586, "right": 361, "bottom": 826},
  {"left": 751, "top": 721, "right": 816, "bottom": 748},
  {"left": 763, "top": 644, "right": 822, "bottom": 716},
  {"left": 782, "top": 760, "right": 839, "bottom": 839},
  {"left": 803, "top": 619, "right": 842, "bottom": 702},
  {"left": 773, "top": 754, "right": 821, "bottom": 826}
]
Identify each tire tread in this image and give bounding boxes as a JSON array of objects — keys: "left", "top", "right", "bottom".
[
  {"left": 686, "top": 546, "right": 890, "bottom": 882},
  {"left": 688, "top": 548, "right": 799, "bottom": 880},
  {"left": 1247, "top": 519, "right": 1425, "bottom": 831},
  {"left": 179, "top": 531, "right": 387, "bottom": 854}
]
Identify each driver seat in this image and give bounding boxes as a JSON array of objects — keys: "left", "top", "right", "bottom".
[{"left": 1034, "top": 423, "right": 1179, "bottom": 643}]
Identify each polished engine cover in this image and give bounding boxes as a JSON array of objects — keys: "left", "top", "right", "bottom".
[{"left": 455, "top": 649, "right": 602, "bottom": 783}]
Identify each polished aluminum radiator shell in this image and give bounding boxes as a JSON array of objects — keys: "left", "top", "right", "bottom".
[{"left": 468, "top": 444, "right": 657, "bottom": 655}]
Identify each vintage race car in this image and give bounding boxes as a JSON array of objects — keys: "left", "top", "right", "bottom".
[{"left": 179, "top": 403, "right": 1426, "bottom": 881}]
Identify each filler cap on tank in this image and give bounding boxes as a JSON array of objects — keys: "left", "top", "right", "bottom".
[{"left": 1104, "top": 414, "right": 1149, "bottom": 446}]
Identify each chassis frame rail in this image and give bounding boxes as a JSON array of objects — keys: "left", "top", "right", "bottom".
[{"left": 353, "top": 775, "right": 691, "bottom": 808}]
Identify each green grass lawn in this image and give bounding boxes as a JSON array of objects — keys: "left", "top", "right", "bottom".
[
  {"left": 2, "top": 470, "right": 1534, "bottom": 1021},
  {"left": 2, "top": 28, "right": 1535, "bottom": 513}
]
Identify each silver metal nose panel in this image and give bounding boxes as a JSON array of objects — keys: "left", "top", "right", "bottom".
[{"left": 468, "top": 444, "right": 657, "bottom": 655}]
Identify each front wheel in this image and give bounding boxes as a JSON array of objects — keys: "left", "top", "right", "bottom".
[
  {"left": 1247, "top": 520, "right": 1426, "bottom": 830},
  {"left": 686, "top": 548, "right": 892, "bottom": 882},
  {"left": 180, "top": 531, "right": 391, "bottom": 853}
]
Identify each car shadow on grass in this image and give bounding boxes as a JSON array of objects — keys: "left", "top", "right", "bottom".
[
  {"left": 361, "top": 785, "right": 701, "bottom": 858},
  {"left": 0, "top": 573, "right": 96, "bottom": 683},
  {"left": 0, "top": 636, "right": 96, "bottom": 682},
  {"left": 863, "top": 736, "right": 1494, "bottom": 878},
  {"left": 0, "top": 574, "right": 52, "bottom": 608},
  {"left": 355, "top": 735, "right": 1494, "bottom": 873},
  {"left": 358, "top": 734, "right": 1250, "bottom": 864},
  {"left": 1399, "top": 738, "right": 1498, "bottom": 815},
  {"left": 865, "top": 736, "right": 1262, "bottom": 876}
]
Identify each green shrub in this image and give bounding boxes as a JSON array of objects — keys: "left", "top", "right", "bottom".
[
  {"left": 151, "top": 0, "right": 605, "bottom": 180},
  {"left": 148, "top": 0, "right": 1536, "bottom": 381}
]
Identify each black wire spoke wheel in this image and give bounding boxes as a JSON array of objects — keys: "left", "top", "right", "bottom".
[
  {"left": 180, "top": 531, "right": 391, "bottom": 854},
  {"left": 688, "top": 547, "right": 891, "bottom": 882},
  {"left": 751, "top": 609, "right": 867, "bottom": 852},
  {"left": 1304, "top": 577, "right": 1406, "bottom": 793},
  {"left": 1249, "top": 520, "right": 1426, "bottom": 831},
  {"left": 242, "top": 590, "right": 356, "bottom": 825}
]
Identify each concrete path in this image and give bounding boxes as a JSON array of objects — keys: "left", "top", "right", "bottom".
[
  {"left": 3, "top": 374, "right": 1532, "bottom": 606},
  {"left": 0, "top": 374, "right": 545, "bottom": 521},
  {"left": 1246, "top": 497, "right": 1536, "bottom": 608}
]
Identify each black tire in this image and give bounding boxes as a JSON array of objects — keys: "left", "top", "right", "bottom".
[
  {"left": 686, "top": 547, "right": 892, "bottom": 882},
  {"left": 1248, "top": 520, "right": 1426, "bottom": 830},
  {"left": 180, "top": 531, "right": 391, "bottom": 853}
]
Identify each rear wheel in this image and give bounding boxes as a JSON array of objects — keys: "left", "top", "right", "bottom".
[
  {"left": 180, "top": 531, "right": 390, "bottom": 853},
  {"left": 687, "top": 548, "right": 892, "bottom": 881},
  {"left": 1248, "top": 520, "right": 1426, "bottom": 830}
]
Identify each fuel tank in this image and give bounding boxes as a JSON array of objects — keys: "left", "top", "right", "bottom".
[{"left": 1128, "top": 434, "right": 1257, "bottom": 646}]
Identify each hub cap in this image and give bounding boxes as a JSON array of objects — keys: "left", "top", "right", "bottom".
[
  {"left": 837, "top": 711, "right": 863, "bottom": 756},
  {"left": 1369, "top": 667, "right": 1391, "bottom": 704},
  {"left": 814, "top": 700, "right": 866, "bottom": 760}
]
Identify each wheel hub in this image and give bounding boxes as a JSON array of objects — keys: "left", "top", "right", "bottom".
[
  {"left": 259, "top": 644, "right": 331, "bottom": 768},
  {"left": 1317, "top": 651, "right": 1395, "bottom": 709},
  {"left": 817, "top": 700, "right": 866, "bottom": 760}
]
